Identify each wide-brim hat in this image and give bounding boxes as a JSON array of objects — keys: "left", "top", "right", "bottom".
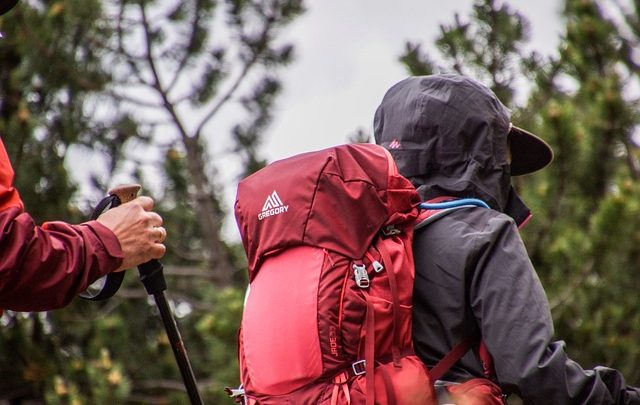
[
  {"left": 0, "top": 0, "right": 19, "bottom": 16},
  {"left": 509, "top": 124, "right": 553, "bottom": 176}
]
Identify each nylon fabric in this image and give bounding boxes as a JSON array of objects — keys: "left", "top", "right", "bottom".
[
  {"left": 235, "top": 144, "right": 420, "bottom": 274},
  {"left": 373, "top": 75, "right": 533, "bottom": 227},
  {"left": 234, "top": 144, "right": 427, "bottom": 404},
  {"left": 330, "top": 373, "right": 350, "bottom": 405},
  {"left": 0, "top": 139, "right": 23, "bottom": 212},
  {"left": 242, "top": 246, "right": 324, "bottom": 394}
]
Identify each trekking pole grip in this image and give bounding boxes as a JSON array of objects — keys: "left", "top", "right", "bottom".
[
  {"left": 109, "top": 184, "right": 168, "bottom": 293},
  {"left": 79, "top": 184, "right": 142, "bottom": 301},
  {"left": 108, "top": 183, "right": 142, "bottom": 204}
]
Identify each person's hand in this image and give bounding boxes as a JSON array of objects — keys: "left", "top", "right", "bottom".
[{"left": 96, "top": 196, "right": 166, "bottom": 271}]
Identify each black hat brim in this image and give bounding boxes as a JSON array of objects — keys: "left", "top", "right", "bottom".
[
  {"left": 0, "top": 0, "right": 19, "bottom": 16},
  {"left": 509, "top": 125, "right": 553, "bottom": 176}
]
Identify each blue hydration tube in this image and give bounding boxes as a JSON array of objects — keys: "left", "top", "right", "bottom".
[{"left": 419, "top": 198, "right": 490, "bottom": 211}]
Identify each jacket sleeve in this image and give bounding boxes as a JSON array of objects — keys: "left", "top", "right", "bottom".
[
  {"left": 0, "top": 139, "right": 123, "bottom": 312},
  {"left": 471, "top": 213, "right": 640, "bottom": 404},
  {"left": 0, "top": 207, "right": 124, "bottom": 311}
]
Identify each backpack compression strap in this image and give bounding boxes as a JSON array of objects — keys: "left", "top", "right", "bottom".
[{"left": 430, "top": 338, "right": 495, "bottom": 382}]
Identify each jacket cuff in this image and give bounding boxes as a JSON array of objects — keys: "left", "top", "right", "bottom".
[{"left": 83, "top": 220, "right": 124, "bottom": 273}]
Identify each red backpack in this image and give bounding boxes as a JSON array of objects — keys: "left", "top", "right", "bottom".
[{"left": 231, "top": 144, "right": 503, "bottom": 405}]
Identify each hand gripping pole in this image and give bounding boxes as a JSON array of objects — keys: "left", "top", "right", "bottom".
[
  {"left": 78, "top": 184, "right": 141, "bottom": 300},
  {"left": 79, "top": 184, "right": 204, "bottom": 405}
]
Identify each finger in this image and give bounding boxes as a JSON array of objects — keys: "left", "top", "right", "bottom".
[
  {"left": 155, "top": 227, "right": 167, "bottom": 242},
  {"left": 150, "top": 243, "right": 167, "bottom": 259},
  {"left": 147, "top": 211, "right": 163, "bottom": 227},
  {"left": 134, "top": 196, "right": 155, "bottom": 211}
]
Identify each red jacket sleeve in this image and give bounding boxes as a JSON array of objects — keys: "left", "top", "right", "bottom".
[
  {"left": 0, "top": 139, "right": 124, "bottom": 311},
  {"left": 0, "top": 137, "right": 24, "bottom": 213}
]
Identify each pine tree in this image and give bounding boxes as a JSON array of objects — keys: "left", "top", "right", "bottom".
[
  {"left": 527, "top": 0, "right": 640, "bottom": 383},
  {"left": 0, "top": 0, "right": 305, "bottom": 402},
  {"left": 398, "top": 0, "right": 640, "bottom": 388},
  {"left": 107, "top": 0, "right": 304, "bottom": 287},
  {"left": 0, "top": 1, "right": 133, "bottom": 401}
]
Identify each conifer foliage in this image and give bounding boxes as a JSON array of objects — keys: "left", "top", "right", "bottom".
[
  {"left": 0, "top": 0, "right": 303, "bottom": 402},
  {"left": 400, "top": 0, "right": 640, "bottom": 386},
  {"left": 3, "top": 0, "right": 640, "bottom": 402}
]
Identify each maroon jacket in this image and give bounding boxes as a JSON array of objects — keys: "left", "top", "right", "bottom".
[{"left": 0, "top": 139, "right": 123, "bottom": 312}]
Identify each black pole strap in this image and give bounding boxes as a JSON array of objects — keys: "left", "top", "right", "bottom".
[{"left": 79, "top": 195, "right": 125, "bottom": 301}]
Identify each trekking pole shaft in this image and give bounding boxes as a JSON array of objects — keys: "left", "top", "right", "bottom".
[{"left": 153, "top": 291, "right": 204, "bottom": 405}]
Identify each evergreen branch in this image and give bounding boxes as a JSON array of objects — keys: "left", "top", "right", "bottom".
[
  {"left": 166, "top": 1, "right": 205, "bottom": 93},
  {"left": 622, "top": 139, "right": 640, "bottom": 181},
  {"left": 549, "top": 259, "right": 594, "bottom": 311},
  {"left": 160, "top": 265, "right": 215, "bottom": 279},
  {"left": 116, "top": 1, "right": 150, "bottom": 87},
  {"left": 107, "top": 90, "right": 164, "bottom": 108},
  {"left": 193, "top": 56, "right": 258, "bottom": 138},
  {"left": 137, "top": 379, "right": 193, "bottom": 391},
  {"left": 138, "top": 0, "right": 191, "bottom": 142},
  {"left": 192, "top": 24, "right": 273, "bottom": 138}
]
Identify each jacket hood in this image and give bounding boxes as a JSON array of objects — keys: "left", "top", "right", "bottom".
[{"left": 374, "top": 74, "right": 531, "bottom": 226}]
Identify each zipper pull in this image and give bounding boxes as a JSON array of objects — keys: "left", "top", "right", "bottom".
[
  {"left": 372, "top": 260, "right": 384, "bottom": 273},
  {"left": 365, "top": 251, "right": 385, "bottom": 274},
  {"left": 353, "top": 263, "right": 370, "bottom": 288}
]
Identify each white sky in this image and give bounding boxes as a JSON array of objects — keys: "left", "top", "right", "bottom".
[
  {"left": 219, "top": 0, "right": 564, "bottom": 238},
  {"left": 262, "top": 0, "right": 563, "bottom": 162},
  {"left": 63, "top": 0, "right": 564, "bottom": 239}
]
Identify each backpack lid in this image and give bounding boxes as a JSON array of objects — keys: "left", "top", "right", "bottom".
[{"left": 234, "top": 143, "right": 420, "bottom": 277}]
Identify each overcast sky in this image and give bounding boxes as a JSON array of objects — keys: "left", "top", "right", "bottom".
[
  {"left": 218, "top": 0, "right": 564, "bottom": 237},
  {"left": 62, "top": 0, "right": 563, "bottom": 238},
  {"left": 261, "top": 0, "right": 563, "bottom": 162}
]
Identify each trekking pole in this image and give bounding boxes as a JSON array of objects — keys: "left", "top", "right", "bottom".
[
  {"left": 80, "top": 184, "right": 204, "bottom": 405},
  {"left": 137, "top": 258, "right": 204, "bottom": 405}
]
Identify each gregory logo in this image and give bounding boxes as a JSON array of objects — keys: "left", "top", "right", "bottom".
[{"left": 258, "top": 191, "right": 289, "bottom": 220}]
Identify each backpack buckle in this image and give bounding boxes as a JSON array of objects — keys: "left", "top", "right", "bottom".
[
  {"left": 353, "top": 264, "right": 370, "bottom": 288},
  {"left": 352, "top": 360, "right": 366, "bottom": 376},
  {"left": 381, "top": 225, "right": 401, "bottom": 237},
  {"left": 224, "top": 385, "right": 245, "bottom": 398}
]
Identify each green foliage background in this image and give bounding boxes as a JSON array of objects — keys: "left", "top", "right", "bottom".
[{"left": 1, "top": 0, "right": 640, "bottom": 403}]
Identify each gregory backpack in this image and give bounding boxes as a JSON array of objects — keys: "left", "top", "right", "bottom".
[{"left": 231, "top": 143, "right": 503, "bottom": 405}]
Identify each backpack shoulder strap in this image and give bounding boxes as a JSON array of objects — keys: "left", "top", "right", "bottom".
[{"left": 417, "top": 197, "right": 495, "bottom": 382}]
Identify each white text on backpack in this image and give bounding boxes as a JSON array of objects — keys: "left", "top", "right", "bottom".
[{"left": 258, "top": 191, "right": 289, "bottom": 220}]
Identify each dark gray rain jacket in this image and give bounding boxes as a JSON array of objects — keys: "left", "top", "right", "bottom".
[{"left": 374, "top": 75, "right": 640, "bottom": 404}]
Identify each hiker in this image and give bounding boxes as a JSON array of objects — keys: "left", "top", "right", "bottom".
[
  {"left": 0, "top": 0, "right": 166, "bottom": 312},
  {"left": 373, "top": 74, "right": 640, "bottom": 403}
]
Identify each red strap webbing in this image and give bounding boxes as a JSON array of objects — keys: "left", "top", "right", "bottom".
[
  {"left": 479, "top": 340, "right": 495, "bottom": 379},
  {"left": 365, "top": 298, "right": 376, "bottom": 405},
  {"left": 429, "top": 338, "right": 473, "bottom": 382},
  {"left": 376, "top": 242, "right": 402, "bottom": 366}
]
